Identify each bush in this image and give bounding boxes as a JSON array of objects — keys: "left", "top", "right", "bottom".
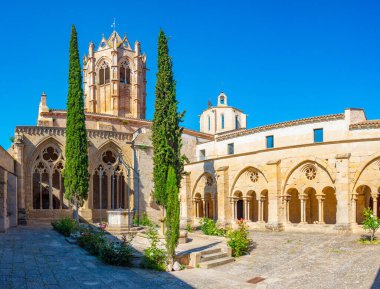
[
  {"left": 51, "top": 217, "right": 78, "bottom": 237},
  {"left": 227, "top": 219, "right": 252, "bottom": 257},
  {"left": 77, "top": 228, "right": 107, "bottom": 256},
  {"left": 362, "top": 208, "right": 380, "bottom": 242},
  {"left": 99, "top": 234, "right": 133, "bottom": 266},
  {"left": 133, "top": 212, "right": 156, "bottom": 227},
  {"left": 200, "top": 218, "right": 226, "bottom": 237},
  {"left": 142, "top": 225, "right": 168, "bottom": 271},
  {"left": 186, "top": 224, "right": 194, "bottom": 233}
]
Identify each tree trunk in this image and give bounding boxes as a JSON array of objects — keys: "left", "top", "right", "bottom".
[{"left": 73, "top": 201, "right": 79, "bottom": 223}]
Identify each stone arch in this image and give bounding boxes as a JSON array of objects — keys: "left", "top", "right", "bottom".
[
  {"left": 29, "top": 139, "right": 67, "bottom": 210},
  {"left": 95, "top": 56, "right": 112, "bottom": 69},
  {"left": 282, "top": 158, "right": 336, "bottom": 195},
  {"left": 230, "top": 166, "right": 268, "bottom": 197},
  {"left": 287, "top": 188, "right": 301, "bottom": 223},
  {"left": 322, "top": 186, "right": 337, "bottom": 224},
  {"left": 304, "top": 187, "right": 318, "bottom": 224},
  {"left": 351, "top": 153, "right": 380, "bottom": 194},
  {"left": 191, "top": 171, "right": 217, "bottom": 198},
  {"left": 355, "top": 185, "right": 372, "bottom": 224}
]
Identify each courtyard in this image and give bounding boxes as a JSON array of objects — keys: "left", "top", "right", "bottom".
[{"left": 1, "top": 225, "right": 379, "bottom": 289}]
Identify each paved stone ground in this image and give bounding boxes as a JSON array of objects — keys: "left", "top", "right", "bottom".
[
  {"left": 0, "top": 225, "right": 193, "bottom": 289},
  {"left": 173, "top": 231, "right": 380, "bottom": 289},
  {"left": 1, "top": 225, "right": 380, "bottom": 289}
]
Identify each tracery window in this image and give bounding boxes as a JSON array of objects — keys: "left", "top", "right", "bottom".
[
  {"left": 304, "top": 166, "right": 317, "bottom": 180},
  {"left": 32, "top": 145, "right": 68, "bottom": 210},
  {"left": 92, "top": 150, "right": 130, "bottom": 210},
  {"left": 99, "top": 62, "right": 110, "bottom": 85},
  {"left": 120, "top": 61, "right": 131, "bottom": 84}
]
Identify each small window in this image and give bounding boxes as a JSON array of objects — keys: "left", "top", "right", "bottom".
[
  {"left": 221, "top": 114, "right": 225, "bottom": 129},
  {"left": 235, "top": 115, "right": 239, "bottom": 129},
  {"left": 220, "top": 96, "right": 225, "bottom": 105},
  {"left": 199, "top": 149, "right": 206, "bottom": 161},
  {"left": 227, "top": 143, "right": 234, "bottom": 155},
  {"left": 208, "top": 116, "right": 211, "bottom": 131},
  {"left": 266, "top": 135, "right": 274, "bottom": 149},
  {"left": 314, "top": 128, "right": 324, "bottom": 143}
]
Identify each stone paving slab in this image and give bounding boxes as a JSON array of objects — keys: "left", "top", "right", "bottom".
[{"left": 1, "top": 225, "right": 380, "bottom": 289}]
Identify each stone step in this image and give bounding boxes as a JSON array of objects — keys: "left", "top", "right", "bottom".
[
  {"left": 200, "top": 248, "right": 222, "bottom": 256},
  {"left": 199, "top": 256, "right": 235, "bottom": 269},
  {"left": 201, "top": 252, "right": 228, "bottom": 262}
]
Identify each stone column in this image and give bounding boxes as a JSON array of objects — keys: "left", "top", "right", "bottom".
[
  {"left": 246, "top": 197, "right": 251, "bottom": 221},
  {"left": 300, "top": 195, "right": 307, "bottom": 224},
  {"left": 335, "top": 154, "right": 351, "bottom": 228},
  {"left": 243, "top": 198, "right": 248, "bottom": 220},
  {"left": 351, "top": 194, "right": 357, "bottom": 225},
  {"left": 213, "top": 196, "right": 217, "bottom": 220},
  {"left": 265, "top": 160, "right": 281, "bottom": 228},
  {"left": 259, "top": 197, "right": 266, "bottom": 223},
  {"left": 316, "top": 195, "right": 325, "bottom": 224},
  {"left": 285, "top": 195, "right": 290, "bottom": 223},
  {"left": 258, "top": 197, "right": 263, "bottom": 222},
  {"left": 372, "top": 194, "right": 378, "bottom": 217},
  {"left": 48, "top": 172, "right": 53, "bottom": 210},
  {"left": 202, "top": 198, "right": 206, "bottom": 218},
  {"left": 216, "top": 166, "right": 229, "bottom": 225},
  {"left": 107, "top": 174, "right": 112, "bottom": 209}
]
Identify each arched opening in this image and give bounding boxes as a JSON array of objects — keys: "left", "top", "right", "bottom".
[
  {"left": 305, "top": 188, "right": 318, "bottom": 224},
  {"left": 204, "top": 193, "right": 213, "bottom": 219},
  {"left": 262, "top": 190, "right": 269, "bottom": 222},
  {"left": 31, "top": 146, "right": 66, "bottom": 210},
  {"left": 247, "top": 191, "right": 258, "bottom": 221},
  {"left": 237, "top": 200, "right": 244, "bottom": 220},
  {"left": 323, "top": 186, "right": 337, "bottom": 224},
  {"left": 356, "top": 185, "right": 372, "bottom": 224},
  {"left": 288, "top": 188, "right": 301, "bottom": 223},
  {"left": 194, "top": 193, "right": 203, "bottom": 218},
  {"left": 99, "top": 62, "right": 110, "bottom": 85},
  {"left": 120, "top": 62, "right": 131, "bottom": 84}
]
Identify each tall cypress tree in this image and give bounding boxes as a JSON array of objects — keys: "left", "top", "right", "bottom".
[
  {"left": 152, "top": 29, "right": 184, "bottom": 207},
  {"left": 165, "top": 166, "right": 180, "bottom": 267},
  {"left": 64, "top": 25, "right": 89, "bottom": 222}
]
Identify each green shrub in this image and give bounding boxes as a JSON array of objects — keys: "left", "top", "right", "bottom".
[
  {"left": 227, "top": 219, "right": 252, "bottom": 257},
  {"left": 142, "top": 225, "right": 168, "bottom": 271},
  {"left": 186, "top": 224, "right": 194, "bottom": 233},
  {"left": 99, "top": 235, "right": 133, "bottom": 266},
  {"left": 51, "top": 217, "right": 78, "bottom": 237},
  {"left": 362, "top": 208, "right": 380, "bottom": 242},
  {"left": 133, "top": 212, "right": 156, "bottom": 227},
  {"left": 200, "top": 218, "right": 226, "bottom": 237},
  {"left": 77, "top": 228, "right": 107, "bottom": 256}
]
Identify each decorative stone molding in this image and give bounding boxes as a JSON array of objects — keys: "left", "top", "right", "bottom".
[{"left": 15, "top": 126, "right": 132, "bottom": 141}]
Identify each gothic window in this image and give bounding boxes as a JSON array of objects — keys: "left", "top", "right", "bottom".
[
  {"left": 92, "top": 150, "right": 131, "bottom": 211},
  {"left": 235, "top": 115, "right": 239, "bottom": 129},
  {"left": 221, "top": 113, "right": 225, "bottom": 129},
  {"left": 99, "top": 62, "right": 110, "bottom": 85},
  {"left": 32, "top": 145, "right": 67, "bottom": 210},
  {"left": 208, "top": 115, "right": 211, "bottom": 131},
  {"left": 120, "top": 61, "right": 131, "bottom": 84}
]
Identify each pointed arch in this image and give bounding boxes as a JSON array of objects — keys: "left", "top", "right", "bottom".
[
  {"left": 351, "top": 152, "right": 380, "bottom": 193},
  {"left": 28, "top": 137, "right": 64, "bottom": 172},
  {"left": 191, "top": 171, "right": 216, "bottom": 198},
  {"left": 282, "top": 158, "right": 336, "bottom": 195},
  {"left": 230, "top": 166, "right": 268, "bottom": 197}
]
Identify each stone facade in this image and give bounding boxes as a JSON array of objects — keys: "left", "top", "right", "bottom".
[
  {"left": 181, "top": 95, "right": 380, "bottom": 233},
  {"left": 0, "top": 146, "right": 17, "bottom": 232}
]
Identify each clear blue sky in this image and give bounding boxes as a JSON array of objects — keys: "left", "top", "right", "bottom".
[{"left": 0, "top": 0, "right": 379, "bottom": 148}]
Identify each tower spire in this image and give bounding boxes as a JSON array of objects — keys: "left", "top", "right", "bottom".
[{"left": 111, "top": 18, "right": 116, "bottom": 32}]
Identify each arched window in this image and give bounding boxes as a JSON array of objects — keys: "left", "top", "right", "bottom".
[
  {"left": 221, "top": 113, "right": 225, "bottom": 129},
  {"left": 120, "top": 61, "right": 131, "bottom": 84},
  {"left": 235, "top": 115, "right": 239, "bottom": 129},
  {"left": 92, "top": 150, "right": 131, "bottom": 212},
  {"left": 32, "top": 145, "right": 68, "bottom": 210},
  {"left": 208, "top": 115, "right": 211, "bottom": 131},
  {"left": 99, "top": 62, "right": 110, "bottom": 85}
]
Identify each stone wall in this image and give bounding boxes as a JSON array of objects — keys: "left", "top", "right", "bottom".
[{"left": 0, "top": 146, "right": 17, "bottom": 232}]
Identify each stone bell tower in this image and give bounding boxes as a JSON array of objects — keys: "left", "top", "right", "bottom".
[{"left": 83, "top": 30, "right": 147, "bottom": 119}]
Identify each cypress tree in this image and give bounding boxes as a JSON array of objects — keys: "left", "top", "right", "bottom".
[
  {"left": 64, "top": 25, "right": 89, "bottom": 222},
  {"left": 165, "top": 166, "right": 180, "bottom": 266},
  {"left": 152, "top": 29, "right": 184, "bottom": 207}
]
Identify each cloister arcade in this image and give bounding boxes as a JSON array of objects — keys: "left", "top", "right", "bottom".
[
  {"left": 284, "top": 162, "right": 337, "bottom": 225},
  {"left": 352, "top": 156, "right": 380, "bottom": 224},
  {"left": 192, "top": 173, "right": 217, "bottom": 220}
]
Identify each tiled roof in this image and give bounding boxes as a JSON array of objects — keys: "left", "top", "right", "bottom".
[
  {"left": 350, "top": 120, "right": 380, "bottom": 129},
  {"left": 216, "top": 113, "right": 345, "bottom": 141}
]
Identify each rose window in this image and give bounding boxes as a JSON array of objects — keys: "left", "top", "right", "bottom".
[
  {"left": 249, "top": 171, "right": 259, "bottom": 183},
  {"left": 305, "top": 167, "right": 316, "bottom": 180}
]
